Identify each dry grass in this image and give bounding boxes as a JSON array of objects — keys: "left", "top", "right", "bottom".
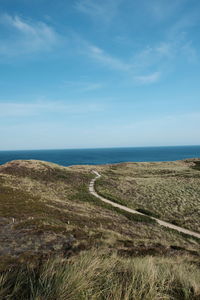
[
  {"left": 95, "top": 159, "right": 200, "bottom": 232},
  {"left": 0, "top": 159, "right": 200, "bottom": 272},
  {"left": 1, "top": 250, "right": 200, "bottom": 300}
]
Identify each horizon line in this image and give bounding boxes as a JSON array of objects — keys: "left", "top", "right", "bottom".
[{"left": 0, "top": 144, "right": 200, "bottom": 152}]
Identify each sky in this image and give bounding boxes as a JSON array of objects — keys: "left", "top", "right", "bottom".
[{"left": 0, "top": 0, "right": 200, "bottom": 150}]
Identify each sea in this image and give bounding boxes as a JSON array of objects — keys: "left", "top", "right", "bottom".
[{"left": 0, "top": 145, "right": 200, "bottom": 166}]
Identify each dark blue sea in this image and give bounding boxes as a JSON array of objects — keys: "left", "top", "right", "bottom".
[{"left": 0, "top": 146, "right": 200, "bottom": 166}]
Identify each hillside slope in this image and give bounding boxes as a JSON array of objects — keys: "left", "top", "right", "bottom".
[
  {"left": 0, "top": 159, "right": 200, "bottom": 299},
  {"left": 95, "top": 159, "right": 200, "bottom": 232},
  {"left": 0, "top": 159, "right": 200, "bottom": 270}
]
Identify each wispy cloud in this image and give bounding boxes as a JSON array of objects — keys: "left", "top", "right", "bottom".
[
  {"left": 133, "top": 42, "right": 177, "bottom": 71},
  {"left": 0, "top": 14, "right": 60, "bottom": 56},
  {"left": 63, "top": 80, "right": 104, "bottom": 92},
  {"left": 82, "top": 34, "right": 197, "bottom": 85},
  {"left": 75, "top": 0, "right": 122, "bottom": 23},
  {"left": 72, "top": 13, "right": 197, "bottom": 85},
  {"left": 134, "top": 72, "right": 161, "bottom": 85},
  {"left": 86, "top": 44, "right": 131, "bottom": 71},
  {"left": 79, "top": 41, "right": 163, "bottom": 84},
  {"left": 0, "top": 100, "right": 105, "bottom": 118},
  {"left": 145, "top": 0, "right": 188, "bottom": 21},
  {"left": 78, "top": 38, "right": 190, "bottom": 85}
]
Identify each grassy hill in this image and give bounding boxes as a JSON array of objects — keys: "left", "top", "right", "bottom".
[
  {"left": 95, "top": 159, "right": 200, "bottom": 232},
  {"left": 0, "top": 159, "right": 200, "bottom": 299}
]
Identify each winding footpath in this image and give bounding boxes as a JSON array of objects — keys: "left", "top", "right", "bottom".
[{"left": 89, "top": 171, "right": 200, "bottom": 240}]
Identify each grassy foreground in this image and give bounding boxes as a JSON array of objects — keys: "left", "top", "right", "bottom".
[{"left": 1, "top": 250, "right": 200, "bottom": 300}]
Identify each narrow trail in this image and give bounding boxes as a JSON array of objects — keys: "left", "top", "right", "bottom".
[{"left": 89, "top": 171, "right": 200, "bottom": 240}]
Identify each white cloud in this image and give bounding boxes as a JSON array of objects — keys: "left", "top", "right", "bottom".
[
  {"left": 0, "top": 14, "right": 59, "bottom": 56},
  {"left": 69, "top": 33, "right": 133, "bottom": 73},
  {"left": 87, "top": 44, "right": 131, "bottom": 71},
  {"left": 134, "top": 72, "right": 161, "bottom": 85},
  {"left": 75, "top": 0, "right": 122, "bottom": 23},
  {"left": 133, "top": 42, "right": 175, "bottom": 70},
  {"left": 130, "top": 32, "right": 197, "bottom": 81},
  {"left": 77, "top": 31, "right": 197, "bottom": 85},
  {"left": 156, "top": 43, "right": 173, "bottom": 57},
  {"left": 79, "top": 41, "right": 165, "bottom": 84},
  {"left": 74, "top": 1, "right": 198, "bottom": 84}
]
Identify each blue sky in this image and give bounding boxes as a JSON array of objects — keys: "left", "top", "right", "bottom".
[{"left": 0, "top": 0, "right": 200, "bottom": 150}]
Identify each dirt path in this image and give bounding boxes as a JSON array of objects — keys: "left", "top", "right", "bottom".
[{"left": 89, "top": 171, "right": 200, "bottom": 239}]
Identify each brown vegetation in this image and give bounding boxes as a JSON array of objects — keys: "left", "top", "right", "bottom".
[{"left": 0, "top": 159, "right": 200, "bottom": 299}]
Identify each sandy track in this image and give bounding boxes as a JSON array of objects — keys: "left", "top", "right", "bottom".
[{"left": 89, "top": 171, "right": 200, "bottom": 239}]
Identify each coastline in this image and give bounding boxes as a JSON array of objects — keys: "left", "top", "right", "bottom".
[{"left": 0, "top": 145, "right": 200, "bottom": 166}]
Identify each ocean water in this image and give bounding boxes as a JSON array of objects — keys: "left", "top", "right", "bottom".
[{"left": 0, "top": 146, "right": 200, "bottom": 166}]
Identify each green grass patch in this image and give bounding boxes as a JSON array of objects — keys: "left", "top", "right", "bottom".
[
  {"left": 136, "top": 208, "right": 160, "bottom": 218},
  {"left": 0, "top": 185, "right": 44, "bottom": 218},
  {"left": 163, "top": 226, "right": 200, "bottom": 243},
  {"left": 71, "top": 185, "right": 157, "bottom": 225},
  {"left": 95, "top": 189, "right": 125, "bottom": 206},
  {"left": 95, "top": 178, "right": 130, "bottom": 206},
  {"left": 118, "top": 209, "right": 157, "bottom": 225},
  {"left": 96, "top": 162, "right": 200, "bottom": 233},
  {"left": 192, "top": 161, "right": 200, "bottom": 171}
]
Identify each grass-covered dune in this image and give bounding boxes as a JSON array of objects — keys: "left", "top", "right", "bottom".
[
  {"left": 0, "top": 159, "right": 200, "bottom": 299},
  {"left": 95, "top": 159, "right": 200, "bottom": 232}
]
